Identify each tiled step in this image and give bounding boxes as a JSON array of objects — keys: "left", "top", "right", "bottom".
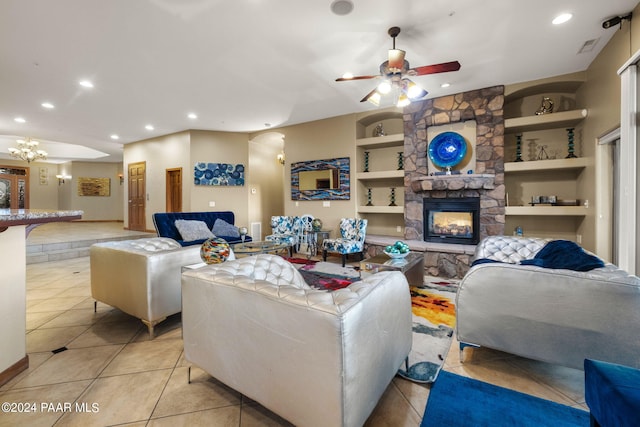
[{"left": 26, "top": 234, "right": 153, "bottom": 264}]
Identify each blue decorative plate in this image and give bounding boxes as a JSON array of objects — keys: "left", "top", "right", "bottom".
[{"left": 428, "top": 132, "right": 467, "bottom": 168}]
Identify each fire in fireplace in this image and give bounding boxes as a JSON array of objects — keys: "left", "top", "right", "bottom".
[{"left": 423, "top": 197, "right": 480, "bottom": 244}]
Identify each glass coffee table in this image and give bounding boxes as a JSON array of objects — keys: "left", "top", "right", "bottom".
[
  {"left": 360, "top": 252, "right": 424, "bottom": 286},
  {"left": 231, "top": 240, "right": 292, "bottom": 256}
]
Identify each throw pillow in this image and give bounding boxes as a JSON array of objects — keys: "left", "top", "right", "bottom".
[
  {"left": 212, "top": 218, "right": 240, "bottom": 238},
  {"left": 174, "top": 219, "right": 214, "bottom": 242}
]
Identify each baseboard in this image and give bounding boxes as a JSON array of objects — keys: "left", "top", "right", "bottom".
[
  {"left": 0, "top": 355, "right": 29, "bottom": 387},
  {"left": 73, "top": 220, "right": 124, "bottom": 223}
]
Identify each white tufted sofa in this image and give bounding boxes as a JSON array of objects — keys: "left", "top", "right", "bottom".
[
  {"left": 181, "top": 254, "right": 412, "bottom": 427},
  {"left": 457, "top": 235, "right": 640, "bottom": 370},
  {"left": 90, "top": 237, "right": 203, "bottom": 338}
]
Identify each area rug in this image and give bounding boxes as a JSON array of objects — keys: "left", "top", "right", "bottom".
[
  {"left": 284, "top": 257, "right": 361, "bottom": 291},
  {"left": 422, "top": 371, "right": 589, "bottom": 427},
  {"left": 397, "top": 277, "right": 458, "bottom": 383}
]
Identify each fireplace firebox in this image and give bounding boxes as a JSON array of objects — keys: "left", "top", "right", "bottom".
[{"left": 423, "top": 197, "right": 480, "bottom": 244}]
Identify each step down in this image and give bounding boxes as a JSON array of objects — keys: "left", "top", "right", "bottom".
[{"left": 26, "top": 233, "right": 154, "bottom": 264}]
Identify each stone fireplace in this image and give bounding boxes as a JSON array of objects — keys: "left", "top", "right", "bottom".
[
  {"left": 424, "top": 197, "right": 480, "bottom": 245},
  {"left": 403, "top": 85, "right": 506, "bottom": 276}
]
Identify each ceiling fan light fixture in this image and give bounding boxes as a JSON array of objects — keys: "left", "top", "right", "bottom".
[
  {"left": 405, "top": 81, "right": 427, "bottom": 99},
  {"left": 367, "top": 92, "right": 382, "bottom": 106},
  {"left": 377, "top": 81, "right": 392, "bottom": 94},
  {"left": 397, "top": 94, "right": 410, "bottom": 108},
  {"left": 388, "top": 49, "right": 406, "bottom": 72}
]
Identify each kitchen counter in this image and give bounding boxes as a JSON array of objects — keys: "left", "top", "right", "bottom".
[{"left": 0, "top": 209, "right": 83, "bottom": 386}]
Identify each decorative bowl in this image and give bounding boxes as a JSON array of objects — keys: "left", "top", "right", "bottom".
[{"left": 384, "top": 250, "right": 409, "bottom": 259}]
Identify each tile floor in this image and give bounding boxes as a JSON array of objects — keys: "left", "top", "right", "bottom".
[{"left": 0, "top": 223, "right": 587, "bottom": 426}]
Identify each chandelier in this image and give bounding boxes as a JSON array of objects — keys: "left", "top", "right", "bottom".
[{"left": 8, "top": 138, "right": 48, "bottom": 163}]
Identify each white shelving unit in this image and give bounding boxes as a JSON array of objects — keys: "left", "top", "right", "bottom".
[
  {"left": 354, "top": 109, "right": 405, "bottom": 237},
  {"left": 504, "top": 76, "right": 589, "bottom": 240}
]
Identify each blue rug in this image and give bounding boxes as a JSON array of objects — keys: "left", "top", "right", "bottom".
[{"left": 422, "top": 371, "right": 589, "bottom": 427}]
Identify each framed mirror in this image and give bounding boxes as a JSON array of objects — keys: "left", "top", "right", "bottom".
[{"left": 291, "top": 157, "right": 350, "bottom": 200}]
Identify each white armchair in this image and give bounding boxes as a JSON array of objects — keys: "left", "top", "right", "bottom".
[
  {"left": 457, "top": 235, "right": 640, "bottom": 370},
  {"left": 181, "top": 254, "right": 412, "bottom": 427}
]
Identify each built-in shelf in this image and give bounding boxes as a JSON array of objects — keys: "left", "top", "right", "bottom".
[
  {"left": 504, "top": 157, "right": 589, "bottom": 173},
  {"left": 356, "top": 170, "right": 404, "bottom": 180},
  {"left": 504, "top": 109, "right": 588, "bottom": 133},
  {"left": 505, "top": 206, "right": 587, "bottom": 216},
  {"left": 357, "top": 205, "right": 404, "bottom": 214},
  {"left": 355, "top": 133, "right": 404, "bottom": 149}
]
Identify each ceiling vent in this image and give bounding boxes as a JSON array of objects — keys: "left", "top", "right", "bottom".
[{"left": 578, "top": 38, "right": 600, "bottom": 54}]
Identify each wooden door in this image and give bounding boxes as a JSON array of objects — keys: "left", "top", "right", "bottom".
[
  {"left": 166, "top": 168, "right": 182, "bottom": 212},
  {"left": 0, "top": 166, "right": 29, "bottom": 209},
  {"left": 128, "top": 162, "right": 146, "bottom": 231}
]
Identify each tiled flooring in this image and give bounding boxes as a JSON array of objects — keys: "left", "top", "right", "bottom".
[{"left": 0, "top": 223, "right": 587, "bottom": 426}]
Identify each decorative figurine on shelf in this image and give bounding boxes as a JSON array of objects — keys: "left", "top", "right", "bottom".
[
  {"left": 366, "top": 188, "right": 373, "bottom": 206},
  {"left": 238, "top": 227, "right": 248, "bottom": 245},
  {"left": 535, "top": 97, "right": 554, "bottom": 115},
  {"left": 363, "top": 151, "right": 370, "bottom": 172},
  {"left": 565, "top": 128, "right": 578, "bottom": 158},
  {"left": 373, "top": 123, "right": 386, "bottom": 137},
  {"left": 515, "top": 134, "right": 523, "bottom": 162},
  {"left": 389, "top": 187, "right": 397, "bottom": 207},
  {"left": 397, "top": 151, "right": 404, "bottom": 170},
  {"left": 536, "top": 144, "right": 550, "bottom": 160}
]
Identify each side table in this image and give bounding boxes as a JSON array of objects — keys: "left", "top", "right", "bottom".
[{"left": 360, "top": 252, "right": 424, "bottom": 286}]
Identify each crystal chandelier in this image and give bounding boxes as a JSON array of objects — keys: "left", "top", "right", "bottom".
[{"left": 8, "top": 138, "right": 48, "bottom": 163}]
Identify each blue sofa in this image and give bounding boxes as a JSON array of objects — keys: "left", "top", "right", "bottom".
[{"left": 152, "top": 211, "right": 252, "bottom": 246}]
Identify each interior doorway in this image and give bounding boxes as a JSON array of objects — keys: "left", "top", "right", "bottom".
[
  {"left": 128, "top": 161, "right": 146, "bottom": 231},
  {"left": 166, "top": 168, "right": 182, "bottom": 212},
  {"left": 0, "top": 166, "right": 29, "bottom": 209}
]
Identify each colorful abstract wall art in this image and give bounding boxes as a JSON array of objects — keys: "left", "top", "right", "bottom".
[{"left": 194, "top": 163, "right": 245, "bottom": 186}]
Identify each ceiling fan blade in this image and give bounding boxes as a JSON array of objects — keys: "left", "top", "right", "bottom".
[
  {"left": 411, "top": 61, "right": 461, "bottom": 76},
  {"left": 335, "top": 75, "right": 379, "bottom": 82},
  {"left": 388, "top": 49, "right": 406, "bottom": 72},
  {"left": 360, "top": 87, "right": 380, "bottom": 103}
]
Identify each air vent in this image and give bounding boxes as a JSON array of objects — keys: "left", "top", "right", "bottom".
[{"left": 578, "top": 38, "right": 600, "bottom": 54}]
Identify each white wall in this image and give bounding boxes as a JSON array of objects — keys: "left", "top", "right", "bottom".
[
  {"left": 60, "top": 162, "right": 124, "bottom": 221},
  {"left": 123, "top": 131, "right": 191, "bottom": 230},
  {"left": 189, "top": 130, "right": 250, "bottom": 228},
  {"left": 248, "top": 132, "right": 285, "bottom": 239},
  {"left": 252, "top": 114, "right": 357, "bottom": 238}
]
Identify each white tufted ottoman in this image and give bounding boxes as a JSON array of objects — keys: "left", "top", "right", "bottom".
[{"left": 90, "top": 237, "right": 202, "bottom": 338}]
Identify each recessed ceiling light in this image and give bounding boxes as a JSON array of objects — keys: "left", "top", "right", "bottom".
[
  {"left": 14, "top": 117, "right": 26, "bottom": 123},
  {"left": 110, "top": 134, "right": 119, "bottom": 140},
  {"left": 145, "top": 124, "right": 154, "bottom": 131},
  {"left": 41, "top": 102, "right": 55, "bottom": 109},
  {"left": 187, "top": 113, "right": 197, "bottom": 119},
  {"left": 441, "top": 83, "right": 451, "bottom": 88},
  {"left": 552, "top": 13, "right": 573, "bottom": 25},
  {"left": 79, "top": 80, "right": 94, "bottom": 88}
]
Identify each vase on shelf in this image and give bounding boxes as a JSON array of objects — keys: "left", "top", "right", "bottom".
[
  {"left": 515, "top": 134, "right": 523, "bottom": 162},
  {"left": 373, "top": 123, "right": 386, "bottom": 137},
  {"left": 366, "top": 188, "right": 373, "bottom": 206},
  {"left": 389, "top": 187, "right": 397, "bottom": 207},
  {"left": 565, "top": 128, "right": 577, "bottom": 158},
  {"left": 397, "top": 151, "right": 404, "bottom": 170},
  {"left": 363, "top": 151, "right": 370, "bottom": 172}
]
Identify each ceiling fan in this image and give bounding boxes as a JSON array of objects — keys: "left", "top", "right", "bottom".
[{"left": 336, "top": 26, "right": 461, "bottom": 107}]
